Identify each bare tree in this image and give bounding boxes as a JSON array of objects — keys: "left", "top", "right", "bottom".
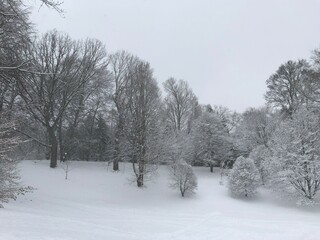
[
  {"left": 299, "top": 48, "right": 320, "bottom": 105},
  {"left": 169, "top": 160, "right": 197, "bottom": 197},
  {"left": 234, "top": 107, "right": 275, "bottom": 155},
  {"left": 0, "top": 0, "right": 63, "bottom": 72},
  {"left": 17, "top": 31, "right": 109, "bottom": 168},
  {"left": 109, "top": 51, "right": 137, "bottom": 171},
  {"left": 163, "top": 78, "right": 198, "bottom": 132},
  {"left": 265, "top": 60, "right": 310, "bottom": 117},
  {"left": 126, "top": 60, "right": 161, "bottom": 187}
]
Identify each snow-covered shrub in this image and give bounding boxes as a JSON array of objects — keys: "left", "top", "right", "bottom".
[
  {"left": 169, "top": 161, "right": 197, "bottom": 197},
  {"left": 228, "top": 156, "right": 261, "bottom": 198},
  {"left": 268, "top": 108, "right": 320, "bottom": 204}
]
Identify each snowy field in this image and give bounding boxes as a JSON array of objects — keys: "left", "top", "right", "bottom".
[{"left": 1, "top": 160, "right": 320, "bottom": 240}]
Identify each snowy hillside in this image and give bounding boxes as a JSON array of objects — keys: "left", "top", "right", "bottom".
[{"left": 1, "top": 160, "right": 320, "bottom": 240}]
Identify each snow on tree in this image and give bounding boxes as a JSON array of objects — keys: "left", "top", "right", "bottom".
[
  {"left": 108, "top": 51, "right": 138, "bottom": 171},
  {"left": 228, "top": 156, "right": 261, "bottom": 198},
  {"left": 268, "top": 108, "right": 320, "bottom": 204},
  {"left": 233, "top": 107, "right": 276, "bottom": 156},
  {"left": 0, "top": 116, "right": 31, "bottom": 207},
  {"left": 125, "top": 60, "right": 162, "bottom": 187},
  {"left": 161, "top": 130, "right": 190, "bottom": 165},
  {"left": 169, "top": 160, "right": 197, "bottom": 197},
  {"left": 249, "top": 145, "right": 271, "bottom": 185},
  {"left": 192, "top": 111, "right": 232, "bottom": 172}
]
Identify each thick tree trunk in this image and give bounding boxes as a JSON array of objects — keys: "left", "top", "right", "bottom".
[
  {"left": 58, "top": 117, "right": 64, "bottom": 161},
  {"left": 113, "top": 130, "right": 120, "bottom": 171},
  {"left": 113, "top": 159, "right": 119, "bottom": 171},
  {"left": 210, "top": 165, "right": 213, "bottom": 173},
  {"left": 135, "top": 147, "right": 145, "bottom": 187},
  {"left": 137, "top": 173, "right": 144, "bottom": 187},
  {"left": 48, "top": 127, "right": 58, "bottom": 168},
  {"left": 113, "top": 117, "right": 123, "bottom": 171},
  {"left": 136, "top": 140, "right": 146, "bottom": 187}
]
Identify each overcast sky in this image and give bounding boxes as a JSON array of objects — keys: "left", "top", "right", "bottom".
[{"left": 31, "top": 0, "right": 320, "bottom": 112}]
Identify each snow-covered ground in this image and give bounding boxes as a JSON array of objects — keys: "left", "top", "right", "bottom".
[{"left": 1, "top": 160, "right": 320, "bottom": 240}]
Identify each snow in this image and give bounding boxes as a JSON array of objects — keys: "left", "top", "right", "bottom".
[{"left": 1, "top": 160, "right": 320, "bottom": 240}]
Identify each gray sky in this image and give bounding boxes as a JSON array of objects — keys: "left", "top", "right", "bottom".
[{"left": 31, "top": 0, "right": 320, "bottom": 112}]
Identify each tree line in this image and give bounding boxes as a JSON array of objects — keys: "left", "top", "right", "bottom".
[{"left": 1, "top": 0, "right": 320, "bottom": 204}]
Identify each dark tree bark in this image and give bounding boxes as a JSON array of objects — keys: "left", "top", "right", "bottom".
[{"left": 48, "top": 126, "right": 58, "bottom": 168}]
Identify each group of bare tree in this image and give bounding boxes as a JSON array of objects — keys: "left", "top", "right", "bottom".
[{"left": 6, "top": 0, "right": 320, "bottom": 204}]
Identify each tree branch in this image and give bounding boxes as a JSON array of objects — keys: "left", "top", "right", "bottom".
[{"left": 14, "top": 128, "right": 51, "bottom": 148}]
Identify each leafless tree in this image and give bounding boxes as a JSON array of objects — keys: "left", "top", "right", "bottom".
[
  {"left": 0, "top": 0, "right": 63, "bottom": 73},
  {"left": 109, "top": 51, "right": 137, "bottom": 171},
  {"left": 125, "top": 60, "right": 161, "bottom": 187},
  {"left": 17, "top": 30, "right": 109, "bottom": 168},
  {"left": 163, "top": 78, "right": 198, "bottom": 132},
  {"left": 235, "top": 107, "right": 275, "bottom": 153},
  {"left": 298, "top": 48, "right": 320, "bottom": 105},
  {"left": 169, "top": 160, "right": 197, "bottom": 197},
  {"left": 265, "top": 60, "right": 310, "bottom": 117}
]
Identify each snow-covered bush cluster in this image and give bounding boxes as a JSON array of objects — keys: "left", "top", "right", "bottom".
[{"left": 232, "top": 107, "right": 320, "bottom": 204}]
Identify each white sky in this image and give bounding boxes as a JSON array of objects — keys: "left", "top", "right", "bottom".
[{"left": 31, "top": 0, "right": 320, "bottom": 112}]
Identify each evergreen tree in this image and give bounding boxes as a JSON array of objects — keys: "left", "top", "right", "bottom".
[{"left": 228, "top": 156, "right": 261, "bottom": 198}]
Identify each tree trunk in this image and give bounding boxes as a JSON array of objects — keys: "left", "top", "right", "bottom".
[
  {"left": 136, "top": 128, "right": 146, "bottom": 187},
  {"left": 58, "top": 117, "right": 64, "bottom": 161},
  {"left": 113, "top": 159, "right": 119, "bottom": 171},
  {"left": 113, "top": 128, "right": 120, "bottom": 171},
  {"left": 48, "top": 127, "right": 58, "bottom": 168},
  {"left": 113, "top": 117, "right": 123, "bottom": 171},
  {"left": 137, "top": 173, "right": 143, "bottom": 187},
  {"left": 137, "top": 146, "right": 145, "bottom": 187},
  {"left": 210, "top": 165, "right": 213, "bottom": 173}
]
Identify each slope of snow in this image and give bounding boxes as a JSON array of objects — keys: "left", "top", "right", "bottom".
[{"left": 1, "top": 160, "right": 320, "bottom": 240}]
